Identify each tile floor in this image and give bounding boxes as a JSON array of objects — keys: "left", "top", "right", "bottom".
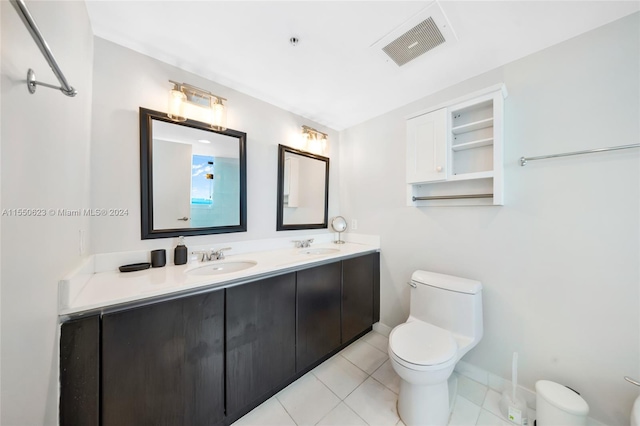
[{"left": 232, "top": 331, "right": 536, "bottom": 426}]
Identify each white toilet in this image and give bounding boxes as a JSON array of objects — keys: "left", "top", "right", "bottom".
[{"left": 389, "top": 270, "right": 483, "bottom": 426}]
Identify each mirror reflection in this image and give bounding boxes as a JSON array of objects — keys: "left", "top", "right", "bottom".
[
  {"left": 140, "top": 108, "right": 247, "bottom": 239},
  {"left": 277, "top": 144, "right": 329, "bottom": 230}
]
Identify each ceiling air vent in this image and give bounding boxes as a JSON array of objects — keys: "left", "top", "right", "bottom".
[
  {"left": 371, "top": 2, "right": 457, "bottom": 68},
  {"left": 382, "top": 17, "right": 445, "bottom": 67}
]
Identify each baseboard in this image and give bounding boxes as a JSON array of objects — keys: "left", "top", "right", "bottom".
[{"left": 372, "top": 322, "right": 392, "bottom": 337}]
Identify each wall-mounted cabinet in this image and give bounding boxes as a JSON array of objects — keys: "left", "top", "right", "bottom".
[
  {"left": 406, "top": 108, "right": 447, "bottom": 184},
  {"left": 406, "top": 84, "right": 507, "bottom": 206}
]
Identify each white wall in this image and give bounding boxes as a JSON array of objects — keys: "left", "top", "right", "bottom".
[
  {"left": 90, "top": 38, "right": 340, "bottom": 255},
  {"left": 0, "top": 1, "right": 94, "bottom": 424},
  {"left": 340, "top": 13, "right": 639, "bottom": 425}
]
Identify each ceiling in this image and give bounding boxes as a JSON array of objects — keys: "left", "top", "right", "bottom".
[{"left": 86, "top": 1, "right": 639, "bottom": 131}]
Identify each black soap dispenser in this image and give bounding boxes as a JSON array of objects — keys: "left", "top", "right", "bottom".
[{"left": 174, "top": 236, "right": 188, "bottom": 265}]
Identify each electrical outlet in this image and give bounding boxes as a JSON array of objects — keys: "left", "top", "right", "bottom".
[{"left": 351, "top": 219, "right": 358, "bottom": 230}]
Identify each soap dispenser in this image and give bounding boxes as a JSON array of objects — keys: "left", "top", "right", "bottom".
[{"left": 174, "top": 236, "right": 188, "bottom": 265}]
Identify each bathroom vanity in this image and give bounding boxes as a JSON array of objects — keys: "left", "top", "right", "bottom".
[{"left": 59, "top": 245, "right": 379, "bottom": 426}]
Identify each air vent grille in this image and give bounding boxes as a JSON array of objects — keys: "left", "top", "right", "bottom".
[{"left": 382, "top": 17, "right": 446, "bottom": 67}]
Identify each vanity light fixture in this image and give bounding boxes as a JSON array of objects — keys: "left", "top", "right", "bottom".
[
  {"left": 301, "top": 125, "right": 329, "bottom": 154},
  {"left": 168, "top": 80, "right": 228, "bottom": 131}
]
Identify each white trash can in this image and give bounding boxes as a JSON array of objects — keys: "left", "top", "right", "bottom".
[{"left": 535, "top": 380, "right": 589, "bottom": 425}]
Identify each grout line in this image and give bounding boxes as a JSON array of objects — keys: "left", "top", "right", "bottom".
[
  {"left": 339, "top": 352, "right": 369, "bottom": 375},
  {"left": 359, "top": 337, "right": 388, "bottom": 356},
  {"left": 309, "top": 369, "right": 345, "bottom": 402},
  {"left": 274, "top": 395, "right": 299, "bottom": 426},
  {"left": 341, "top": 399, "right": 373, "bottom": 426}
]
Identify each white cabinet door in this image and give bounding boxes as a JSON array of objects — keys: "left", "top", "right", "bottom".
[{"left": 406, "top": 108, "right": 447, "bottom": 184}]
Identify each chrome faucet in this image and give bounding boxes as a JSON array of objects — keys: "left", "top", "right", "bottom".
[
  {"left": 292, "top": 239, "right": 314, "bottom": 249},
  {"left": 192, "top": 247, "right": 231, "bottom": 262}
]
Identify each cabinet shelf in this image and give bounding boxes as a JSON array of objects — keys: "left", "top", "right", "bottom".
[
  {"left": 406, "top": 84, "right": 506, "bottom": 206},
  {"left": 452, "top": 138, "right": 494, "bottom": 152},
  {"left": 449, "top": 170, "right": 494, "bottom": 181},
  {"left": 451, "top": 118, "right": 493, "bottom": 135}
]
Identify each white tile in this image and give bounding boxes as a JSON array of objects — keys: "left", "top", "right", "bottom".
[
  {"left": 345, "top": 377, "right": 400, "bottom": 426},
  {"left": 476, "top": 409, "right": 511, "bottom": 426},
  {"left": 455, "top": 360, "right": 489, "bottom": 386},
  {"left": 458, "top": 375, "right": 489, "bottom": 406},
  {"left": 449, "top": 395, "right": 482, "bottom": 426},
  {"left": 276, "top": 372, "right": 340, "bottom": 426},
  {"left": 363, "top": 331, "right": 389, "bottom": 352},
  {"left": 341, "top": 339, "right": 388, "bottom": 374},
  {"left": 231, "top": 397, "right": 296, "bottom": 426},
  {"left": 482, "top": 389, "right": 505, "bottom": 419},
  {"left": 313, "top": 354, "right": 369, "bottom": 399},
  {"left": 317, "top": 402, "right": 368, "bottom": 426},
  {"left": 372, "top": 359, "right": 401, "bottom": 394}
]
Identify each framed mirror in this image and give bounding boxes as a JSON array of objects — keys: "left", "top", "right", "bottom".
[
  {"left": 276, "top": 144, "right": 329, "bottom": 231},
  {"left": 140, "top": 107, "right": 247, "bottom": 239}
]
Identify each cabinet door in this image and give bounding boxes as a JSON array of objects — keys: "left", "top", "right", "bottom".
[
  {"left": 102, "top": 290, "right": 225, "bottom": 426},
  {"left": 226, "top": 273, "right": 296, "bottom": 416},
  {"left": 60, "top": 315, "right": 100, "bottom": 426},
  {"left": 406, "top": 108, "right": 448, "bottom": 183},
  {"left": 342, "top": 254, "right": 375, "bottom": 343},
  {"left": 296, "top": 262, "right": 342, "bottom": 371}
]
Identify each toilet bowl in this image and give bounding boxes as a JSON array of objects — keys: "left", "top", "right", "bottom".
[{"left": 389, "top": 271, "right": 483, "bottom": 426}]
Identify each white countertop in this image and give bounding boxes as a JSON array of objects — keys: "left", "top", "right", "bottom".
[{"left": 59, "top": 238, "right": 379, "bottom": 317}]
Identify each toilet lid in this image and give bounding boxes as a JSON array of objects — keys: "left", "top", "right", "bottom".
[{"left": 390, "top": 322, "right": 457, "bottom": 366}]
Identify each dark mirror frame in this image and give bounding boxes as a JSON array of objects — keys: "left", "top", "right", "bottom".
[
  {"left": 276, "top": 144, "right": 329, "bottom": 231},
  {"left": 140, "top": 107, "right": 247, "bottom": 239}
]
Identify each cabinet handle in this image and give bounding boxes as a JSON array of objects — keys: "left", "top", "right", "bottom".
[
  {"left": 436, "top": 166, "right": 443, "bottom": 172},
  {"left": 177, "top": 217, "right": 189, "bottom": 221}
]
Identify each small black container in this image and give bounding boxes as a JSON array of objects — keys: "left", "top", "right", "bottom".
[
  {"left": 150, "top": 249, "right": 166, "bottom": 268},
  {"left": 174, "top": 236, "right": 188, "bottom": 265}
]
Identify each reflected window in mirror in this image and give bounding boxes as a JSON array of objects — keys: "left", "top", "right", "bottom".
[
  {"left": 277, "top": 144, "right": 329, "bottom": 231},
  {"left": 140, "top": 108, "right": 246, "bottom": 239}
]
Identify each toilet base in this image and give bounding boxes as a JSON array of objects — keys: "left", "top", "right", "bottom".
[{"left": 398, "top": 379, "right": 449, "bottom": 426}]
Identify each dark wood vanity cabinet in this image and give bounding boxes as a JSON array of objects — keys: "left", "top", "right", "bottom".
[
  {"left": 342, "top": 252, "right": 376, "bottom": 343},
  {"left": 59, "top": 252, "right": 379, "bottom": 426},
  {"left": 226, "top": 273, "right": 296, "bottom": 417},
  {"left": 101, "top": 289, "right": 225, "bottom": 426},
  {"left": 60, "top": 315, "right": 100, "bottom": 426},
  {"left": 296, "top": 261, "right": 342, "bottom": 372}
]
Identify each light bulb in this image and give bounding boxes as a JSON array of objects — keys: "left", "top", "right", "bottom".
[
  {"left": 168, "top": 88, "right": 187, "bottom": 121},
  {"left": 210, "top": 99, "right": 227, "bottom": 131}
]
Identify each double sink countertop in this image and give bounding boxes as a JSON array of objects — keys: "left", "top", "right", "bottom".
[{"left": 59, "top": 237, "right": 380, "bottom": 318}]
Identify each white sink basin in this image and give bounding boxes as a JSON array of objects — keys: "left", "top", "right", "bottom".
[
  {"left": 299, "top": 248, "right": 340, "bottom": 255},
  {"left": 186, "top": 261, "right": 257, "bottom": 276}
]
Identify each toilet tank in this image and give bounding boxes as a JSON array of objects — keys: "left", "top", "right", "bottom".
[{"left": 409, "top": 270, "right": 483, "bottom": 344}]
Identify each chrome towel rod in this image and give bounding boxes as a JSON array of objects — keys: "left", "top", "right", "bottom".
[
  {"left": 520, "top": 143, "right": 639, "bottom": 166},
  {"left": 413, "top": 194, "right": 493, "bottom": 201},
  {"left": 11, "top": 0, "right": 77, "bottom": 97}
]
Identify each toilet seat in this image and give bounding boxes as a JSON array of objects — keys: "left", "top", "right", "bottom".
[{"left": 389, "top": 321, "right": 457, "bottom": 368}]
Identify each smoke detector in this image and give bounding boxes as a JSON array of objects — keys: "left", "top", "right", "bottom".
[{"left": 371, "top": 1, "right": 457, "bottom": 67}]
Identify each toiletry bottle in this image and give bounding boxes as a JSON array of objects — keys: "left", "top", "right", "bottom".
[{"left": 174, "top": 236, "right": 188, "bottom": 265}]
